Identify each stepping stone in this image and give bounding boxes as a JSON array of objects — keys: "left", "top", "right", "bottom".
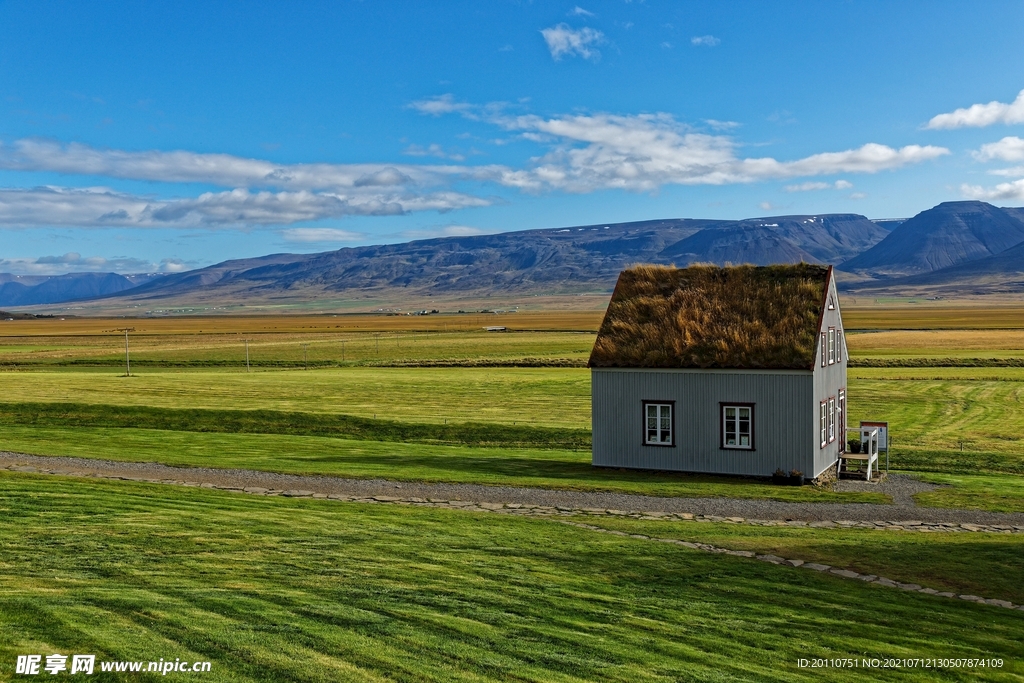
[
  {"left": 935, "top": 592, "right": 956, "bottom": 598},
  {"left": 856, "top": 574, "right": 877, "bottom": 582},
  {"left": 984, "top": 599, "right": 1014, "bottom": 608},
  {"left": 958, "top": 594, "right": 983, "bottom": 602},
  {"left": 896, "top": 583, "right": 922, "bottom": 591},
  {"left": 243, "top": 487, "right": 269, "bottom": 494},
  {"left": 874, "top": 577, "right": 897, "bottom": 586},
  {"left": 282, "top": 490, "right": 314, "bottom": 497},
  {"left": 830, "top": 569, "right": 861, "bottom": 579},
  {"left": 372, "top": 496, "right": 401, "bottom": 502},
  {"left": 756, "top": 554, "right": 785, "bottom": 564},
  {"left": 785, "top": 559, "right": 804, "bottom": 567},
  {"left": 803, "top": 563, "right": 830, "bottom": 571},
  {"left": 726, "top": 550, "right": 755, "bottom": 557}
]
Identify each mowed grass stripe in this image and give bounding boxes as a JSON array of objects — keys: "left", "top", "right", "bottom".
[
  {"left": 0, "top": 402, "right": 591, "bottom": 450},
  {"left": 1, "top": 473, "right": 1021, "bottom": 682}
]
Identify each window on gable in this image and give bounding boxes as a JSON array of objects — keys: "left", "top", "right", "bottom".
[
  {"left": 821, "top": 332, "right": 827, "bottom": 367},
  {"left": 828, "top": 295, "right": 835, "bottom": 310},
  {"left": 643, "top": 402, "right": 673, "bottom": 446},
  {"left": 828, "top": 396, "right": 836, "bottom": 443},
  {"left": 819, "top": 401, "right": 828, "bottom": 448},
  {"left": 828, "top": 328, "right": 836, "bottom": 365},
  {"left": 722, "top": 404, "right": 754, "bottom": 450}
]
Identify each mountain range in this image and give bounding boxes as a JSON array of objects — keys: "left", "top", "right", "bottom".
[{"left": 3, "top": 201, "right": 1023, "bottom": 311}]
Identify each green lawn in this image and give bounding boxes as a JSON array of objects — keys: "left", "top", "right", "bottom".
[
  {"left": 584, "top": 516, "right": 1024, "bottom": 604},
  {"left": 0, "top": 473, "right": 1021, "bottom": 682},
  {"left": 0, "top": 367, "right": 591, "bottom": 428},
  {"left": 909, "top": 472, "right": 1024, "bottom": 514},
  {"left": 0, "top": 425, "right": 887, "bottom": 503}
]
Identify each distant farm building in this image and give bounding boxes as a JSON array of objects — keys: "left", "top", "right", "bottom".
[{"left": 589, "top": 263, "right": 847, "bottom": 480}]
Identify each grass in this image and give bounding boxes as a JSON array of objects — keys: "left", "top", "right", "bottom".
[
  {"left": 0, "top": 425, "right": 888, "bottom": 503},
  {"left": 909, "top": 473, "right": 1024, "bottom": 514},
  {"left": 583, "top": 515, "right": 1024, "bottom": 604},
  {"left": 0, "top": 472, "right": 1021, "bottom": 682},
  {"left": 0, "top": 367, "right": 591, "bottom": 428}
]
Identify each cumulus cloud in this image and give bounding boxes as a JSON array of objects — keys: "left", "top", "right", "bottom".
[
  {"left": 0, "top": 138, "right": 469, "bottom": 192},
  {"left": 280, "top": 228, "right": 365, "bottom": 243},
  {"left": 540, "top": 24, "right": 604, "bottom": 61},
  {"left": 926, "top": 89, "right": 1024, "bottom": 129},
  {"left": 961, "top": 179, "right": 1024, "bottom": 201},
  {"left": 569, "top": 6, "right": 594, "bottom": 16},
  {"left": 486, "top": 112, "right": 949, "bottom": 192},
  {"left": 784, "top": 180, "right": 853, "bottom": 192},
  {"left": 0, "top": 185, "right": 491, "bottom": 229},
  {"left": 691, "top": 35, "right": 720, "bottom": 47},
  {"left": 403, "top": 143, "right": 465, "bottom": 161},
  {"left": 0, "top": 253, "right": 179, "bottom": 275},
  {"left": 973, "top": 136, "right": 1024, "bottom": 162}
]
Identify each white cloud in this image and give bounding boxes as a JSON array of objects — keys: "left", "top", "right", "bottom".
[
  {"left": 990, "top": 165, "right": 1024, "bottom": 177},
  {"left": 0, "top": 185, "right": 491, "bottom": 229},
  {"left": 961, "top": 179, "right": 1024, "bottom": 201},
  {"left": 784, "top": 179, "right": 853, "bottom": 192},
  {"left": 758, "top": 201, "right": 775, "bottom": 211},
  {"left": 0, "top": 253, "right": 177, "bottom": 275},
  {"left": 407, "top": 94, "right": 473, "bottom": 117},
  {"left": 705, "top": 119, "right": 740, "bottom": 131},
  {"left": 403, "top": 143, "right": 465, "bottom": 161},
  {"left": 973, "top": 136, "right": 1024, "bottom": 162},
  {"left": 488, "top": 112, "right": 949, "bottom": 192},
  {"left": 280, "top": 228, "right": 365, "bottom": 243},
  {"left": 0, "top": 138, "right": 470, "bottom": 192},
  {"left": 849, "top": 192, "right": 867, "bottom": 200},
  {"left": 691, "top": 35, "right": 720, "bottom": 47},
  {"left": 926, "top": 89, "right": 1024, "bottom": 129},
  {"left": 569, "top": 6, "right": 594, "bottom": 16},
  {"left": 401, "top": 225, "right": 485, "bottom": 239},
  {"left": 540, "top": 24, "right": 604, "bottom": 61}
]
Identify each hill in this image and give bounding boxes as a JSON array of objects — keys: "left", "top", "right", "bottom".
[
  {"left": 85, "top": 214, "right": 888, "bottom": 309},
  {"left": 0, "top": 272, "right": 160, "bottom": 307},
  {"left": 840, "top": 201, "right": 1024, "bottom": 277}
]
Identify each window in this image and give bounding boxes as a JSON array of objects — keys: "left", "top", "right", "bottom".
[
  {"left": 828, "top": 396, "right": 836, "bottom": 443},
  {"left": 838, "top": 390, "right": 846, "bottom": 451},
  {"left": 828, "top": 295, "right": 835, "bottom": 310},
  {"left": 828, "top": 328, "right": 836, "bottom": 365},
  {"left": 821, "top": 332, "right": 827, "bottom": 367},
  {"left": 721, "top": 404, "right": 754, "bottom": 449},
  {"left": 836, "top": 330, "right": 843, "bottom": 362},
  {"left": 643, "top": 402, "right": 673, "bottom": 446},
  {"left": 819, "top": 401, "right": 828, "bottom": 448}
]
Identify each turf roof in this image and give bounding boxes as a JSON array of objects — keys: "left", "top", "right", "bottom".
[{"left": 589, "top": 263, "right": 831, "bottom": 370}]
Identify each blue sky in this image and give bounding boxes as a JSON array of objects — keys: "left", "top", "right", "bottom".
[{"left": 2, "top": 0, "right": 1024, "bottom": 275}]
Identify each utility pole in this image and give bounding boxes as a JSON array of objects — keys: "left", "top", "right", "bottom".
[
  {"left": 117, "top": 327, "right": 135, "bottom": 376},
  {"left": 245, "top": 339, "right": 250, "bottom": 373}
]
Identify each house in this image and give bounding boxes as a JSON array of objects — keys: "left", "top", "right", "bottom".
[{"left": 589, "top": 263, "right": 847, "bottom": 481}]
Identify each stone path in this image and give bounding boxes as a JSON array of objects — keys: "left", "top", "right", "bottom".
[{"left": 3, "top": 451, "right": 1024, "bottom": 612}]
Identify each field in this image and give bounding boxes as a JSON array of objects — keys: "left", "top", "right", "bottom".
[
  {"left": 1, "top": 473, "right": 1021, "bottom": 682},
  {"left": 2, "top": 303, "right": 1024, "bottom": 680}
]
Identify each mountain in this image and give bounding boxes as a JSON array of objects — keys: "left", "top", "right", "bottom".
[
  {"left": 661, "top": 214, "right": 887, "bottom": 265},
  {"left": 0, "top": 272, "right": 161, "bottom": 307},
  {"left": 840, "top": 201, "right": 1024, "bottom": 277},
  {"left": 879, "top": 238, "right": 1024, "bottom": 293},
  {"left": 90, "top": 214, "right": 889, "bottom": 308}
]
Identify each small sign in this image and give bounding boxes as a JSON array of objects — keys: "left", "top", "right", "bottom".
[{"left": 860, "top": 421, "right": 888, "bottom": 451}]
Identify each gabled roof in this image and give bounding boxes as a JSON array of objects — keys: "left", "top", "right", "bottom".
[{"left": 589, "top": 263, "right": 832, "bottom": 370}]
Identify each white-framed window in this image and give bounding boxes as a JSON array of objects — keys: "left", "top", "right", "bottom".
[
  {"left": 838, "top": 389, "right": 846, "bottom": 451},
  {"left": 821, "top": 332, "right": 827, "bottom": 367},
  {"left": 828, "top": 328, "right": 836, "bottom": 365},
  {"left": 836, "top": 330, "right": 843, "bottom": 362},
  {"left": 643, "top": 401, "right": 674, "bottom": 446},
  {"left": 721, "top": 404, "right": 754, "bottom": 449},
  {"left": 828, "top": 396, "right": 836, "bottom": 443},
  {"left": 828, "top": 295, "right": 836, "bottom": 311},
  {"left": 819, "top": 400, "right": 828, "bottom": 448}
]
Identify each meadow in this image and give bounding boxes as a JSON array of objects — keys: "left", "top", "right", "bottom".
[
  {"left": 2, "top": 307, "right": 1024, "bottom": 509},
  {"left": 1, "top": 473, "right": 1021, "bottom": 682},
  {"left": 2, "top": 304, "right": 1024, "bottom": 680}
]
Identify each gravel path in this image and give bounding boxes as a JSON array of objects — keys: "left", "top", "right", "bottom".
[{"left": 4, "top": 451, "right": 1024, "bottom": 526}]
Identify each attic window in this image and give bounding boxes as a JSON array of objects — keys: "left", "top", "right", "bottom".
[
  {"left": 721, "top": 404, "right": 754, "bottom": 450},
  {"left": 828, "top": 296, "right": 835, "bottom": 310},
  {"left": 643, "top": 401, "right": 674, "bottom": 446}
]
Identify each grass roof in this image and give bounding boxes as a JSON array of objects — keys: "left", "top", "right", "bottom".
[{"left": 589, "top": 263, "right": 830, "bottom": 370}]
